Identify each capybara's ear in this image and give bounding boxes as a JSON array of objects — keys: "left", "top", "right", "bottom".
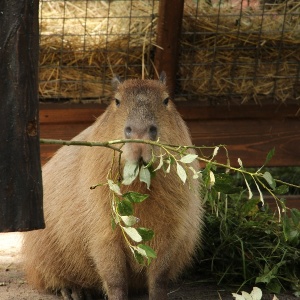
[
  {"left": 159, "top": 71, "right": 167, "bottom": 85},
  {"left": 112, "top": 75, "right": 122, "bottom": 90}
]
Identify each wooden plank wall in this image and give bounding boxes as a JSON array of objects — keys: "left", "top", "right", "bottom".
[
  {"left": 39, "top": 102, "right": 300, "bottom": 209},
  {"left": 40, "top": 102, "right": 300, "bottom": 167}
]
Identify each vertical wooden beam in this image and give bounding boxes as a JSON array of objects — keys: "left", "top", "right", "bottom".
[
  {"left": 154, "top": 0, "right": 184, "bottom": 98},
  {"left": 0, "top": 0, "right": 44, "bottom": 231}
]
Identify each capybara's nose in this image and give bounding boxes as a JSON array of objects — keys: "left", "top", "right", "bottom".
[
  {"left": 124, "top": 126, "right": 132, "bottom": 139},
  {"left": 124, "top": 124, "right": 158, "bottom": 140},
  {"left": 148, "top": 125, "right": 158, "bottom": 141}
]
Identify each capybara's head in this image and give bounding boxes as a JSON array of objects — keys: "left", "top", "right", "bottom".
[{"left": 108, "top": 74, "right": 190, "bottom": 163}]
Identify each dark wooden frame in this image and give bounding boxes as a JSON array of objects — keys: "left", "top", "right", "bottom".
[{"left": 0, "top": 0, "right": 44, "bottom": 232}]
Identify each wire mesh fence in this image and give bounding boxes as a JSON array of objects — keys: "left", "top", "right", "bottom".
[
  {"left": 39, "top": 0, "right": 158, "bottom": 102},
  {"left": 38, "top": 0, "right": 300, "bottom": 105},
  {"left": 180, "top": 0, "right": 300, "bottom": 104}
]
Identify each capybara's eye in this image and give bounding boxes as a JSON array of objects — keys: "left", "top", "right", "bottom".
[
  {"left": 163, "top": 97, "right": 169, "bottom": 106},
  {"left": 115, "top": 98, "right": 120, "bottom": 107}
]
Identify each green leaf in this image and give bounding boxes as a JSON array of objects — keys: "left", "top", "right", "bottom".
[
  {"left": 255, "top": 267, "right": 276, "bottom": 284},
  {"left": 133, "top": 249, "right": 144, "bottom": 264},
  {"left": 139, "top": 166, "right": 151, "bottom": 189},
  {"left": 209, "top": 170, "right": 215, "bottom": 188},
  {"left": 263, "top": 171, "right": 276, "bottom": 190},
  {"left": 118, "top": 199, "right": 133, "bottom": 216},
  {"left": 264, "top": 148, "right": 275, "bottom": 166},
  {"left": 201, "top": 162, "right": 213, "bottom": 187},
  {"left": 212, "top": 146, "right": 219, "bottom": 159},
  {"left": 164, "top": 156, "right": 175, "bottom": 173},
  {"left": 123, "top": 227, "right": 142, "bottom": 242},
  {"left": 232, "top": 293, "right": 246, "bottom": 300},
  {"left": 282, "top": 214, "right": 299, "bottom": 244},
  {"left": 274, "top": 185, "right": 289, "bottom": 195},
  {"left": 237, "top": 158, "right": 243, "bottom": 168},
  {"left": 250, "top": 287, "right": 263, "bottom": 300},
  {"left": 137, "top": 244, "right": 157, "bottom": 259},
  {"left": 108, "top": 179, "right": 122, "bottom": 195},
  {"left": 122, "top": 161, "right": 139, "bottom": 185},
  {"left": 154, "top": 154, "right": 164, "bottom": 171},
  {"left": 293, "top": 291, "right": 300, "bottom": 297},
  {"left": 180, "top": 154, "right": 198, "bottom": 164},
  {"left": 176, "top": 162, "right": 187, "bottom": 183},
  {"left": 136, "top": 227, "right": 154, "bottom": 241},
  {"left": 255, "top": 261, "right": 285, "bottom": 285},
  {"left": 243, "top": 175, "right": 253, "bottom": 199},
  {"left": 165, "top": 160, "right": 171, "bottom": 173},
  {"left": 135, "top": 244, "right": 157, "bottom": 265},
  {"left": 120, "top": 215, "right": 139, "bottom": 227},
  {"left": 253, "top": 178, "right": 264, "bottom": 204},
  {"left": 266, "top": 279, "right": 282, "bottom": 294},
  {"left": 241, "top": 198, "right": 260, "bottom": 217},
  {"left": 291, "top": 208, "right": 300, "bottom": 226},
  {"left": 213, "top": 173, "right": 243, "bottom": 194},
  {"left": 123, "top": 191, "right": 149, "bottom": 203},
  {"left": 240, "top": 291, "right": 252, "bottom": 300}
]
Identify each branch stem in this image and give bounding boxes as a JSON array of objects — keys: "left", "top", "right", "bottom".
[{"left": 40, "top": 138, "right": 300, "bottom": 190}]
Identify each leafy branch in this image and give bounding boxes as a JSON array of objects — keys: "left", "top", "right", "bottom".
[
  {"left": 40, "top": 138, "right": 300, "bottom": 266},
  {"left": 40, "top": 138, "right": 300, "bottom": 192}
]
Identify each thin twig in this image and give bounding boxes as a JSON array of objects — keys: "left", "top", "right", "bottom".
[
  {"left": 40, "top": 138, "right": 300, "bottom": 191},
  {"left": 40, "top": 138, "right": 123, "bottom": 152}
]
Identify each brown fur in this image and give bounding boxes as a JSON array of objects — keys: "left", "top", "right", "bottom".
[{"left": 22, "top": 77, "right": 203, "bottom": 300}]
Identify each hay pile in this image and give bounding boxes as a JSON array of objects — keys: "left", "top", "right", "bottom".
[
  {"left": 181, "top": 0, "right": 300, "bottom": 103},
  {"left": 39, "top": 0, "right": 300, "bottom": 104},
  {"left": 39, "top": 0, "right": 159, "bottom": 101}
]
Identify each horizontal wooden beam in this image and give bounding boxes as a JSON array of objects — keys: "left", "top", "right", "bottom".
[
  {"left": 39, "top": 103, "right": 300, "bottom": 167},
  {"left": 40, "top": 103, "right": 300, "bottom": 123}
]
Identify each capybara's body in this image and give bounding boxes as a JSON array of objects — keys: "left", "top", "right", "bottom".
[{"left": 22, "top": 76, "right": 203, "bottom": 300}]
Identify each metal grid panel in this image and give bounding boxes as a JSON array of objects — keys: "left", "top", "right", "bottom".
[
  {"left": 38, "top": 0, "right": 300, "bottom": 104},
  {"left": 39, "top": 0, "right": 158, "bottom": 103},
  {"left": 180, "top": 0, "right": 300, "bottom": 104}
]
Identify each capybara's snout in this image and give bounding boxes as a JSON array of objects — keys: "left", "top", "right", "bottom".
[
  {"left": 123, "top": 120, "right": 158, "bottom": 163},
  {"left": 124, "top": 123, "right": 158, "bottom": 141}
]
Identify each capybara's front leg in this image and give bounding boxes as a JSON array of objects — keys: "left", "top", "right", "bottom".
[
  {"left": 92, "top": 246, "right": 128, "bottom": 300},
  {"left": 105, "top": 281, "right": 128, "bottom": 300},
  {"left": 148, "top": 267, "right": 169, "bottom": 300}
]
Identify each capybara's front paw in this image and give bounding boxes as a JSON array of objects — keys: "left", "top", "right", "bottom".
[{"left": 60, "top": 287, "right": 103, "bottom": 300}]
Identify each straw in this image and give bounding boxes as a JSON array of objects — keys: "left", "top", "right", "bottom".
[{"left": 39, "top": 0, "right": 300, "bottom": 103}]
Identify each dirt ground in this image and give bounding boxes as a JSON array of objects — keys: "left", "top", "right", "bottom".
[{"left": 0, "top": 233, "right": 297, "bottom": 300}]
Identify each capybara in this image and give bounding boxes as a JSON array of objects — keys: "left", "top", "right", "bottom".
[{"left": 22, "top": 74, "right": 203, "bottom": 300}]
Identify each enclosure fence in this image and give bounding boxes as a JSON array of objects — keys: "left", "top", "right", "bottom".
[{"left": 39, "top": 0, "right": 300, "bottom": 105}]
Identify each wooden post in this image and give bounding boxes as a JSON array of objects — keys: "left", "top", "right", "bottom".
[
  {"left": 154, "top": 0, "right": 184, "bottom": 98},
  {"left": 0, "top": 0, "right": 44, "bottom": 231}
]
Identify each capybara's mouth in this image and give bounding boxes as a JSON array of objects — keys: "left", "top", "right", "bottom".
[
  {"left": 123, "top": 143, "right": 153, "bottom": 165},
  {"left": 139, "top": 157, "right": 148, "bottom": 166}
]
